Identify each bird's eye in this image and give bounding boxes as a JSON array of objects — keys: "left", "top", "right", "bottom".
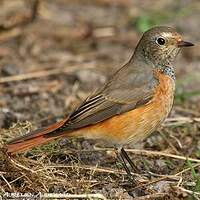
[{"left": 156, "top": 37, "right": 165, "bottom": 45}]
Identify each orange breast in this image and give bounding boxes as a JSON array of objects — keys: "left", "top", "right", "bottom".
[{"left": 72, "top": 71, "right": 175, "bottom": 145}]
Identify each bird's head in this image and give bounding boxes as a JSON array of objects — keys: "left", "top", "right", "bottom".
[{"left": 134, "top": 26, "right": 194, "bottom": 67}]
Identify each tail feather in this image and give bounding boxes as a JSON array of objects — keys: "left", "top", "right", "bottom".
[
  {"left": 6, "top": 119, "right": 68, "bottom": 155},
  {"left": 6, "top": 134, "right": 59, "bottom": 155}
]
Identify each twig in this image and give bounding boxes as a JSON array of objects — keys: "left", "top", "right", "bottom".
[
  {"left": 10, "top": 158, "right": 36, "bottom": 173},
  {"left": 36, "top": 164, "right": 127, "bottom": 175},
  {"left": 175, "top": 106, "right": 200, "bottom": 117},
  {"left": 8, "top": 175, "right": 25, "bottom": 185},
  {"left": 177, "top": 176, "right": 183, "bottom": 187},
  {"left": 176, "top": 186, "right": 200, "bottom": 196},
  {"left": 0, "top": 27, "right": 22, "bottom": 42},
  {"left": 163, "top": 117, "right": 200, "bottom": 126},
  {"left": 94, "top": 147, "right": 200, "bottom": 163},
  {"left": 39, "top": 193, "right": 107, "bottom": 199},
  {"left": 1, "top": 174, "right": 12, "bottom": 190},
  {"left": 125, "top": 149, "right": 200, "bottom": 163},
  {"left": 0, "top": 64, "right": 95, "bottom": 83},
  {"left": 174, "top": 163, "right": 200, "bottom": 176},
  {"left": 147, "top": 172, "right": 180, "bottom": 180},
  {"left": 130, "top": 176, "right": 179, "bottom": 192},
  {"left": 132, "top": 193, "right": 169, "bottom": 200},
  {"left": 169, "top": 134, "right": 183, "bottom": 149},
  {"left": 159, "top": 131, "right": 180, "bottom": 154}
]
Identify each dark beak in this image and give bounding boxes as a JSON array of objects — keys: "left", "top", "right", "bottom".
[{"left": 177, "top": 40, "right": 194, "bottom": 47}]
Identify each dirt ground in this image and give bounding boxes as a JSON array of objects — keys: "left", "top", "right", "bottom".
[{"left": 0, "top": 0, "right": 200, "bottom": 199}]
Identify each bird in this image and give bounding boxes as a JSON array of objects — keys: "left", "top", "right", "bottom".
[{"left": 5, "top": 26, "right": 194, "bottom": 178}]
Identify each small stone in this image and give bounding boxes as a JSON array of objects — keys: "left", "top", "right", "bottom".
[
  {"left": 1, "top": 64, "right": 21, "bottom": 76},
  {"left": 0, "top": 109, "right": 17, "bottom": 128}
]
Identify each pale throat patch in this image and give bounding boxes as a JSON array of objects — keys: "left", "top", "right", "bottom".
[{"left": 162, "top": 66, "right": 175, "bottom": 80}]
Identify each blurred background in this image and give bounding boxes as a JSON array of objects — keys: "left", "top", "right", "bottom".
[
  {"left": 0, "top": 0, "right": 200, "bottom": 199},
  {"left": 0, "top": 0, "right": 199, "bottom": 126}
]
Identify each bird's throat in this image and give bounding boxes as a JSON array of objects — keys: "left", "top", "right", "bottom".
[{"left": 161, "top": 65, "right": 175, "bottom": 80}]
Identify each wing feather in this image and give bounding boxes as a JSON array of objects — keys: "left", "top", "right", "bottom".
[{"left": 50, "top": 62, "right": 159, "bottom": 133}]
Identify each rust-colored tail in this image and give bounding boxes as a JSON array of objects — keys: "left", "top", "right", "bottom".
[{"left": 6, "top": 119, "right": 68, "bottom": 155}]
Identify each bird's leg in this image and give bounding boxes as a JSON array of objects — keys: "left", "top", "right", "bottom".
[
  {"left": 120, "top": 147, "right": 140, "bottom": 173},
  {"left": 115, "top": 148, "right": 146, "bottom": 197},
  {"left": 115, "top": 148, "right": 136, "bottom": 184}
]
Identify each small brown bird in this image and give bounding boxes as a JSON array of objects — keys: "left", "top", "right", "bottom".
[{"left": 6, "top": 26, "right": 194, "bottom": 177}]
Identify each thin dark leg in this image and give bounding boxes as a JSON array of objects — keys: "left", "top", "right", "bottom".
[
  {"left": 116, "top": 148, "right": 147, "bottom": 197},
  {"left": 115, "top": 148, "right": 136, "bottom": 184},
  {"left": 120, "top": 148, "right": 139, "bottom": 173}
]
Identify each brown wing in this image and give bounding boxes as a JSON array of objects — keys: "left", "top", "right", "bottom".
[{"left": 55, "top": 61, "right": 159, "bottom": 131}]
